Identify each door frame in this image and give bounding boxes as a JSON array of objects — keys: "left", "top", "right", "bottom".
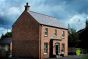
[{"left": 49, "top": 39, "right": 61, "bottom": 58}]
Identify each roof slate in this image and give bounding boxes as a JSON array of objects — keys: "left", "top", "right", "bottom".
[
  {"left": 0, "top": 38, "right": 11, "bottom": 44},
  {"left": 28, "top": 11, "right": 67, "bottom": 29}
]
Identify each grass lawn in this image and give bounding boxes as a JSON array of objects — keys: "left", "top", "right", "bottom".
[{"left": 80, "top": 54, "right": 88, "bottom": 59}]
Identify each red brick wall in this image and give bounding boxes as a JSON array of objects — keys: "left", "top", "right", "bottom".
[
  {"left": 12, "top": 10, "right": 68, "bottom": 59},
  {"left": 12, "top": 11, "right": 40, "bottom": 59},
  {"left": 40, "top": 25, "right": 68, "bottom": 58}
]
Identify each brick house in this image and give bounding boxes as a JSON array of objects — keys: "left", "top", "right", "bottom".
[{"left": 12, "top": 3, "right": 68, "bottom": 59}]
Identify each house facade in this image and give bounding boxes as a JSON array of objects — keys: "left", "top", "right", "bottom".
[{"left": 12, "top": 3, "right": 68, "bottom": 59}]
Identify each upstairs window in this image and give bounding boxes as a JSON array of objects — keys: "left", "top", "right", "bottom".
[
  {"left": 45, "top": 28, "right": 48, "bottom": 36},
  {"left": 44, "top": 43, "right": 48, "bottom": 53},
  {"left": 62, "top": 31, "right": 65, "bottom": 37},
  {"left": 54, "top": 29, "right": 57, "bottom": 36}
]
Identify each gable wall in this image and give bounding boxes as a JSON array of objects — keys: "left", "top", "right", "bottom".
[{"left": 12, "top": 11, "right": 40, "bottom": 59}]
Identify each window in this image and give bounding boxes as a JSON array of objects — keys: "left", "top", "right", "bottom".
[
  {"left": 54, "top": 29, "right": 57, "bottom": 36},
  {"left": 62, "top": 31, "right": 65, "bottom": 37},
  {"left": 44, "top": 43, "right": 48, "bottom": 53},
  {"left": 45, "top": 28, "right": 48, "bottom": 36},
  {"left": 62, "top": 44, "right": 65, "bottom": 52}
]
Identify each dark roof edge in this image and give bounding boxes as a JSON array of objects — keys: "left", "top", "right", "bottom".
[
  {"left": 40, "top": 24, "right": 68, "bottom": 30},
  {"left": 12, "top": 11, "right": 25, "bottom": 28}
]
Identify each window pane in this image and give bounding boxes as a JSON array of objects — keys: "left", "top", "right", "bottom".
[
  {"left": 44, "top": 43, "right": 48, "bottom": 53},
  {"left": 55, "top": 29, "right": 57, "bottom": 36},
  {"left": 62, "top": 31, "right": 65, "bottom": 37},
  {"left": 45, "top": 28, "right": 48, "bottom": 36},
  {"left": 62, "top": 44, "right": 65, "bottom": 52}
]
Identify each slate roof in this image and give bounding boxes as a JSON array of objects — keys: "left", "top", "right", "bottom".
[
  {"left": 0, "top": 38, "right": 11, "bottom": 44},
  {"left": 29, "top": 11, "right": 68, "bottom": 29}
]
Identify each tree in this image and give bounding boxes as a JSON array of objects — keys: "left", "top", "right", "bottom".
[
  {"left": 4, "top": 32, "right": 12, "bottom": 38},
  {"left": 78, "top": 20, "right": 88, "bottom": 52},
  {"left": 0, "top": 32, "right": 12, "bottom": 40},
  {"left": 0, "top": 34, "right": 5, "bottom": 40},
  {"left": 68, "top": 26, "right": 80, "bottom": 47}
]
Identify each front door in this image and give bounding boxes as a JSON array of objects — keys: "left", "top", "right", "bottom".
[
  {"left": 56, "top": 44, "right": 59, "bottom": 55},
  {"left": 55, "top": 42, "right": 60, "bottom": 55}
]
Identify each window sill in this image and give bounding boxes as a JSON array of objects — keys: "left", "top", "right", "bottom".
[
  {"left": 44, "top": 53, "right": 48, "bottom": 55},
  {"left": 44, "top": 35, "right": 48, "bottom": 37},
  {"left": 62, "top": 37, "right": 65, "bottom": 39}
]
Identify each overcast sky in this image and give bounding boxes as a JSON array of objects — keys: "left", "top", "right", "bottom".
[{"left": 0, "top": 0, "right": 88, "bottom": 36}]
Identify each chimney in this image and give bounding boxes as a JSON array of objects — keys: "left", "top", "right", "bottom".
[{"left": 25, "top": 3, "right": 30, "bottom": 11}]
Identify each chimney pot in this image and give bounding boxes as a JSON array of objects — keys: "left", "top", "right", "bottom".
[{"left": 25, "top": 2, "right": 30, "bottom": 11}]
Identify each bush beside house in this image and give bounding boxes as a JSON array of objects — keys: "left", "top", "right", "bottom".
[{"left": 0, "top": 32, "right": 12, "bottom": 58}]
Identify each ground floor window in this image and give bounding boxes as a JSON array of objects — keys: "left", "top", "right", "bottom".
[
  {"left": 44, "top": 43, "right": 48, "bottom": 54},
  {"left": 62, "top": 44, "right": 65, "bottom": 52}
]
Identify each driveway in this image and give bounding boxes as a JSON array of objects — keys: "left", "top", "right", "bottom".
[
  {"left": 49, "top": 55, "right": 80, "bottom": 59},
  {"left": 11, "top": 54, "right": 87, "bottom": 59}
]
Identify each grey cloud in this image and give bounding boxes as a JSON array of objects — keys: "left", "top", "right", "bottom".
[
  {"left": 0, "top": 16, "right": 12, "bottom": 29},
  {"left": 0, "top": 0, "right": 88, "bottom": 31}
]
